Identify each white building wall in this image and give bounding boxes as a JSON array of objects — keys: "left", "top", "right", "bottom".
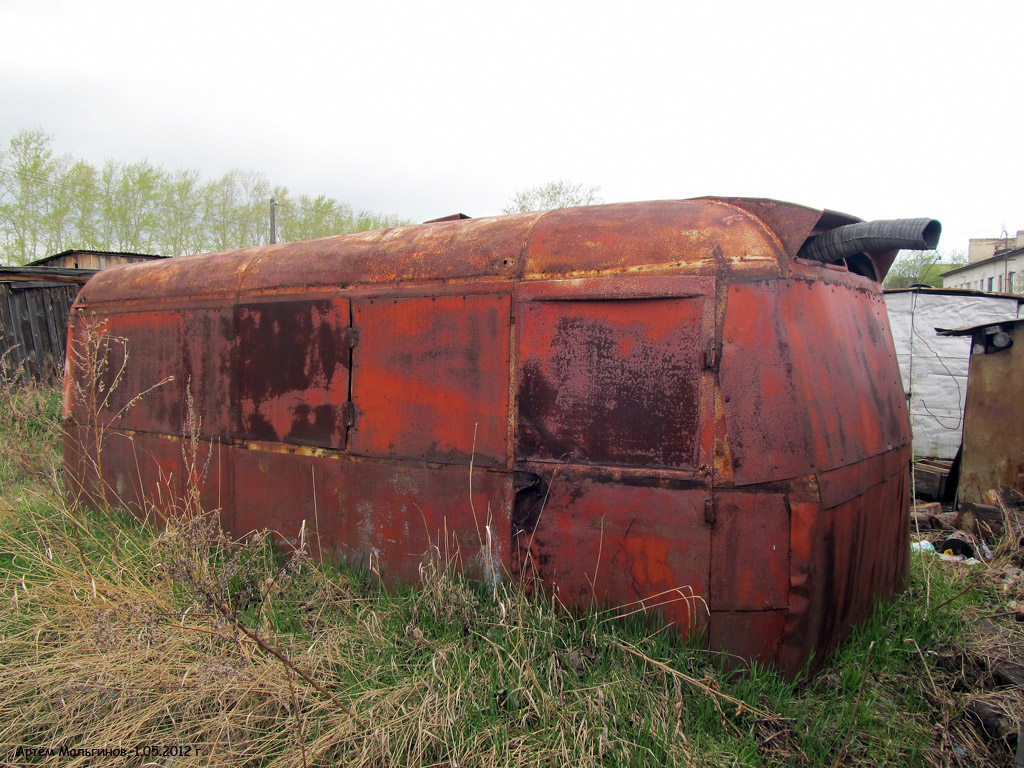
[
  {"left": 884, "top": 290, "right": 1023, "bottom": 458},
  {"left": 943, "top": 252, "right": 1023, "bottom": 294}
]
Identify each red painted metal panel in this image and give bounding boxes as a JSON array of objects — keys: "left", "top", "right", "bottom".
[
  {"left": 182, "top": 309, "right": 233, "bottom": 439},
  {"left": 64, "top": 425, "right": 232, "bottom": 530},
  {"left": 709, "top": 610, "right": 788, "bottom": 668},
  {"left": 75, "top": 199, "right": 832, "bottom": 310},
  {"left": 519, "top": 470, "right": 710, "bottom": 636},
  {"left": 232, "top": 449, "right": 348, "bottom": 557},
  {"left": 776, "top": 462, "right": 908, "bottom": 676},
  {"left": 696, "top": 197, "right": 823, "bottom": 261},
  {"left": 350, "top": 294, "right": 511, "bottom": 467},
  {"left": 232, "top": 450, "right": 513, "bottom": 584},
  {"left": 240, "top": 215, "right": 532, "bottom": 294},
  {"left": 340, "top": 460, "right": 513, "bottom": 586},
  {"left": 817, "top": 446, "right": 908, "bottom": 511},
  {"left": 777, "top": 497, "right": 826, "bottom": 675},
  {"left": 68, "top": 310, "right": 184, "bottom": 435},
  {"left": 232, "top": 298, "right": 351, "bottom": 449},
  {"left": 720, "top": 280, "right": 910, "bottom": 485},
  {"left": 63, "top": 423, "right": 100, "bottom": 511},
  {"left": 710, "top": 492, "right": 790, "bottom": 611},
  {"left": 517, "top": 292, "right": 709, "bottom": 470}
]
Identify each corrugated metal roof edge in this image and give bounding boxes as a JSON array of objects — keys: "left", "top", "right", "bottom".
[
  {"left": 884, "top": 285, "right": 1024, "bottom": 302},
  {"left": 936, "top": 317, "right": 1024, "bottom": 337}
]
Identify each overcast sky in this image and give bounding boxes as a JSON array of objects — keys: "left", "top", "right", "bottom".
[{"left": 1, "top": 0, "right": 1021, "bottom": 254}]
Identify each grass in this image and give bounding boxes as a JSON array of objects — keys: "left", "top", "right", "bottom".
[{"left": 0, "top": 379, "right": 1021, "bottom": 766}]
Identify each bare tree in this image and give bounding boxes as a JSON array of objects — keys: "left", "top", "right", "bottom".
[{"left": 502, "top": 179, "right": 603, "bottom": 214}]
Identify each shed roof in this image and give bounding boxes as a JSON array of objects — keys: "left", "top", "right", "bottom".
[
  {"left": 27, "top": 249, "right": 166, "bottom": 267},
  {"left": 884, "top": 285, "right": 1024, "bottom": 302},
  {"left": 0, "top": 266, "right": 98, "bottom": 285},
  {"left": 936, "top": 316, "right": 1024, "bottom": 337}
]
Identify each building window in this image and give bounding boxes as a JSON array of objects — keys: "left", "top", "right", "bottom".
[
  {"left": 999, "top": 275, "right": 1004, "bottom": 292},
  {"left": 1009, "top": 272, "right": 1016, "bottom": 294},
  {"left": 988, "top": 277, "right": 994, "bottom": 292}
]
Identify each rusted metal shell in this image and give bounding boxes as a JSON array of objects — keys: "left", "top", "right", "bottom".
[{"left": 63, "top": 197, "right": 913, "bottom": 677}]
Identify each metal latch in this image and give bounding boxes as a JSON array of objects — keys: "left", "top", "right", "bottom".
[
  {"left": 702, "top": 339, "right": 720, "bottom": 371},
  {"left": 342, "top": 401, "right": 356, "bottom": 428},
  {"left": 704, "top": 499, "right": 715, "bottom": 525}
]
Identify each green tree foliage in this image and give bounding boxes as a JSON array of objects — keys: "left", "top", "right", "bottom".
[
  {"left": 882, "top": 249, "right": 967, "bottom": 289},
  {"left": 502, "top": 179, "right": 603, "bottom": 214},
  {"left": 0, "top": 127, "right": 59, "bottom": 264},
  {"left": 276, "top": 194, "right": 409, "bottom": 243},
  {"left": 0, "top": 128, "right": 412, "bottom": 264},
  {"left": 159, "top": 169, "right": 205, "bottom": 257}
]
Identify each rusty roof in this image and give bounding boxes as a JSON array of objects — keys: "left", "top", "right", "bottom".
[{"left": 76, "top": 198, "right": 855, "bottom": 308}]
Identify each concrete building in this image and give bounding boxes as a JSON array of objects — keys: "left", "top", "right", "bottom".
[{"left": 942, "top": 230, "right": 1024, "bottom": 294}]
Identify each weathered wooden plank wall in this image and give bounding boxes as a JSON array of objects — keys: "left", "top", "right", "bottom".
[{"left": 0, "top": 281, "right": 79, "bottom": 381}]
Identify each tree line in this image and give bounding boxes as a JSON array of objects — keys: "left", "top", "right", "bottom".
[
  {"left": 881, "top": 249, "right": 967, "bottom": 289},
  {"left": 0, "top": 128, "right": 412, "bottom": 266}
]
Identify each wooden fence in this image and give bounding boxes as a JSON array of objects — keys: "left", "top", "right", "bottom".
[{"left": 0, "top": 271, "right": 93, "bottom": 382}]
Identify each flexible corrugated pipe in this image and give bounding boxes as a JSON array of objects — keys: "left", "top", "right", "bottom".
[{"left": 798, "top": 218, "right": 941, "bottom": 264}]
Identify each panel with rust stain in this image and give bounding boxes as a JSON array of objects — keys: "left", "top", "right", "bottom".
[
  {"left": 340, "top": 460, "right": 512, "bottom": 586},
  {"left": 68, "top": 310, "right": 185, "bottom": 435},
  {"left": 522, "top": 200, "right": 785, "bottom": 280},
  {"left": 232, "top": 450, "right": 513, "bottom": 585},
  {"left": 64, "top": 425, "right": 232, "bottom": 530},
  {"left": 518, "top": 468, "right": 710, "bottom": 636},
  {"left": 231, "top": 448, "right": 349, "bottom": 559},
  {"left": 709, "top": 610, "right": 789, "bottom": 668},
  {"left": 232, "top": 298, "right": 351, "bottom": 449},
  {"left": 776, "top": 462, "right": 908, "bottom": 676},
  {"left": 350, "top": 294, "right": 511, "bottom": 467},
  {"left": 710, "top": 491, "right": 790, "bottom": 612},
  {"left": 517, "top": 289, "right": 710, "bottom": 470},
  {"left": 182, "top": 308, "right": 233, "bottom": 439},
  {"left": 720, "top": 280, "right": 909, "bottom": 486}
]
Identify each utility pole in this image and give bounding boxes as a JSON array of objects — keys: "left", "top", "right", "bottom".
[{"left": 270, "top": 198, "right": 278, "bottom": 244}]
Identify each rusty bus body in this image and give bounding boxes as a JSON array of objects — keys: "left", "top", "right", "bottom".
[{"left": 63, "top": 197, "right": 922, "bottom": 675}]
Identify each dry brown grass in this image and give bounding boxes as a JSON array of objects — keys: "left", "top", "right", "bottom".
[
  {"left": 2, "top": 366, "right": 1024, "bottom": 766},
  {"left": 0, "top": 492, "right": 744, "bottom": 767}
]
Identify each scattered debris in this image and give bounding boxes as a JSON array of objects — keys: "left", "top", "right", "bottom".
[
  {"left": 915, "top": 459, "right": 954, "bottom": 501},
  {"left": 967, "top": 694, "right": 1021, "bottom": 747},
  {"left": 957, "top": 503, "right": 1006, "bottom": 542}
]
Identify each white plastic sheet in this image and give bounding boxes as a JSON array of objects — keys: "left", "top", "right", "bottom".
[{"left": 884, "top": 290, "right": 1022, "bottom": 459}]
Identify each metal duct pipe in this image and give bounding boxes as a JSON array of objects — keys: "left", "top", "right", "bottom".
[{"left": 798, "top": 218, "right": 941, "bottom": 264}]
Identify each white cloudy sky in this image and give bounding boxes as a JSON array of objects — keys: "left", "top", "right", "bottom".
[{"left": 1, "top": 0, "right": 1021, "bottom": 253}]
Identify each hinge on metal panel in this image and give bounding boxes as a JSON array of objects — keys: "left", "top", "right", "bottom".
[
  {"left": 347, "top": 327, "right": 359, "bottom": 348},
  {"left": 342, "top": 401, "right": 356, "bottom": 428},
  {"left": 704, "top": 499, "right": 715, "bottom": 525},
  {"left": 702, "top": 339, "right": 720, "bottom": 371}
]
